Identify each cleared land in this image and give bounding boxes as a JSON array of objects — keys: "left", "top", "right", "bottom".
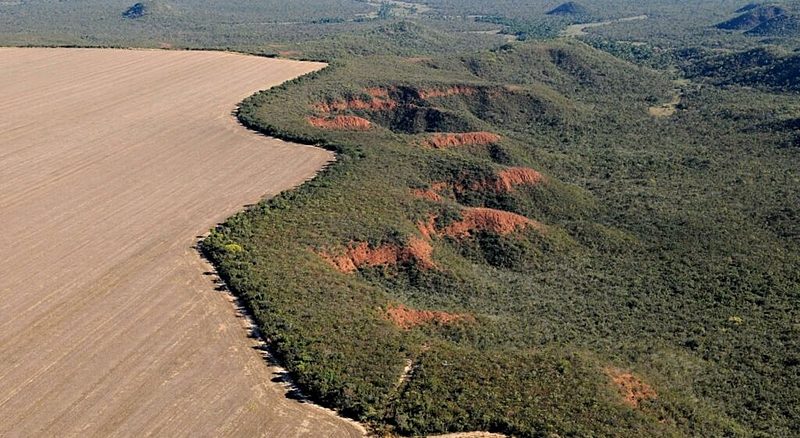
[
  {"left": 0, "top": 48, "right": 362, "bottom": 437},
  {"left": 562, "top": 15, "right": 648, "bottom": 37}
]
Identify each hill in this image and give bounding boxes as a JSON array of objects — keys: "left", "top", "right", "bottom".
[
  {"left": 684, "top": 46, "right": 800, "bottom": 91},
  {"left": 735, "top": 3, "right": 761, "bottom": 13},
  {"left": 546, "top": 1, "right": 589, "bottom": 16},
  {"left": 715, "top": 5, "right": 786, "bottom": 30},
  {"left": 122, "top": 1, "right": 174, "bottom": 19},
  {"left": 205, "top": 34, "right": 800, "bottom": 436},
  {"left": 745, "top": 13, "right": 800, "bottom": 36},
  {"left": 123, "top": 2, "right": 147, "bottom": 19}
]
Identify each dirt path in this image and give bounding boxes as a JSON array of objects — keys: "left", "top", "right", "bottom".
[
  {"left": 0, "top": 48, "right": 363, "bottom": 437},
  {"left": 561, "top": 15, "right": 648, "bottom": 37}
]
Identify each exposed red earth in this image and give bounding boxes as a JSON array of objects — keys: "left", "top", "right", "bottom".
[
  {"left": 307, "top": 115, "right": 373, "bottom": 130},
  {"left": 0, "top": 48, "right": 363, "bottom": 437},
  {"left": 441, "top": 208, "right": 545, "bottom": 239},
  {"left": 605, "top": 367, "right": 658, "bottom": 408},
  {"left": 312, "top": 97, "right": 397, "bottom": 112},
  {"left": 385, "top": 304, "right": 474, "bottom": 330},
  {"left": 492, "top": 167, "right": 546, "bottom": 191},
  {"left": 423, "top": 132, "right": 501, "bottom": 148},
  {"left": 319, "top": 237, "right": 436, "bottom": 273}
]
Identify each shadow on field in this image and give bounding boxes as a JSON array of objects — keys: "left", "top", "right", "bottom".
[{"left": 193, "top": 237, "right": 314, "bottom": 404}]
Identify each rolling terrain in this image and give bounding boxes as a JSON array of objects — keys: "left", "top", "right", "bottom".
[
  {"left": 1, "top": 1, "right": 799, "bottom": 437},
  {"left": 0, "top": 48, "right": 361, "bottom": 437}
]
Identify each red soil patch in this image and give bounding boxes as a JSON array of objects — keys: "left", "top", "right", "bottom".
[
  {"left": 277, "top": 50, "right": 302, "bottom": 57},
  {"left": 442, "top": 207, "right": 544, "bottom": 239},
  {"left": 418, "top": 85, "right": 478, "bottom": 99},
  {"left": 319, "top": 237, "right": 435, "bottom": 273},
  {"left": 605, "top": 368, "right": 658, "bottom": 408},
  {"left": 312, "top": 97, "right": 397, "bottom": 113},
  {"left": 423, "top": 167, "right": 544, "bottom": 199},
  {"left": 424, "top": 132, "right": 501, "bottom": 149},
  {"left": 484, "top": 167, "right": 545, "bottom": 192},
  {"left": 385, "top": 304, "right": 474, "bottom": 330},
  {"left": 307, "top": 115, "right": 371, "bottom": 130},
  {"left": 497, "top": 167, "right": 545, "bottom": 188},
  {"left": 365, "top": 87, "right": 392, "bottom": 98},
  {"left": 416, "top": 214, "right": 438, "bottom": 240},
  {"left": 430, "top": 181, "right": 449, "bottom": 192},
  {"left": 411, "top": 188, "right": 443, "bottom": 202}
]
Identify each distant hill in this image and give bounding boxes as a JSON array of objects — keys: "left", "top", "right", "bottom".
[
  {"left": 684, "top": 46, "right": 800, "bottom": 91},
  {"left": 122, "top": 2, "right": 147, "bottom": 19},
  {"left": 735, "top": 3, "right": 761, "bottom": 13},
  {"left": 715, "top": 5, "right": 786, "bottom": 30},
  {"left": 546, "top": 2, "right": 589, "bottom": 16},
  {"left": 122, "top": 1, "right": 173, "bottom": 19},
  {"left": 746, "top": 13, "right": 800, "bottom": 36}
]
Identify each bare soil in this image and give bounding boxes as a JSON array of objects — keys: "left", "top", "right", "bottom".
[
  {"left": 605, "top": 367, "right": 658, "bottom": 408},
  {"left": 385, "top": 305, "right": 474, "bottom": 330},
  {"left": 308, "top": 115, "right": 372, "bottom": 130},
  {"left": 0, "top": 48, "right": 363, "bottom": 437},
  {"left": 648, "top": 94, "right": 681, "bottom": 117},
  {"left": 562, "top": 15, "right": 648, "bottom": 37},
  {"left": 424, "top": 132, "right": 501, "bottom": 148},
  {"left": 319, "top": 238, "right": 436, "bottom": 272},
  {"left": 442, "top": 208, "right": 545, "bottom": 238}
]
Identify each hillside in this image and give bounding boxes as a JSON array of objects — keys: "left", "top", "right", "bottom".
[
  {"left": 683, "top": 46, "right": 800, "bottom": 90},
  {"left": 746, "top": 13, "right": 800, "bottom": 36},
  {"left": 204, "top": 34, "right": 800, "bottom": 436},
  {"left": 736, "top": 3, "right": 761, "bottom": 13},
  {"left": 547, "top": 1, "right": 590, "bottom": 16},
  {"left": 715, "top": 5, "right": 786, "bottom": 30}
]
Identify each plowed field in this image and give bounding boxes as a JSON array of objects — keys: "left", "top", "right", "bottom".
[{"left": 0, "top": 48, "right": 361, "bottom": 437}]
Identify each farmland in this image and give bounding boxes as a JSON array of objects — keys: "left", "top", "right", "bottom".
[{"left": 0, "top": 48, "right": 360, "bottom": 437}]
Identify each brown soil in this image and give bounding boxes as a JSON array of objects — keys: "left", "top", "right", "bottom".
[
  {"left": 605, "top": 367, "right": 658, "bottom": 408},
  {"left": 312, "top": 97, "right": 397, "bottom": 113},
  {"left": 419, "top": 167, "right": 544, "bottom": 202},
  {"left": 418, "top": 85, "right": 478, "bottom": 99},
  {"left": 416, "top": 214, "right": 438, "bottom": 240},
  {"left": 442, "top": 207, "right": 544, "bottom": 239},
  {"left": 365, "top": 87, "right": 392, "bottom": 98},
  {"left": 320, "top": 237, "right": 435, "bottom": 273},
  {"left": 491, "top": 167, "right": 546, "bottom": 192},
  {"left": 648, "top": 94, "right": 681, "bottom": 117},
  {"left": 307, "top": 115, "right": 372, "bottom": 130},
  {"left": 411, "top": 188, "right": 443, "bottom": 202},
  {"left": 424, "top": 132, "right": 501, "bottom": 148},
  {"left": 0, "top": 48, "right": 362, "bottom": 437},
  {"left": 430, "top": 181, "right": 449, "bottom": 192},
  {"left": 385, "top": 304, "right": 474, "bottom": 330}
]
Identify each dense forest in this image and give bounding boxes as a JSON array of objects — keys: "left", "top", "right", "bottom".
[{"left": 3, "top": 0, "right": 798, "bottom": 436}]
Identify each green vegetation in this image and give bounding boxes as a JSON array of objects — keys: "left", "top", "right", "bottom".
[
  {"left": 204, "top": 29, "right": 798, "bottom": 438},
  {"left": 4, "top": 0, "right": 799, "bottom": 436}
]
